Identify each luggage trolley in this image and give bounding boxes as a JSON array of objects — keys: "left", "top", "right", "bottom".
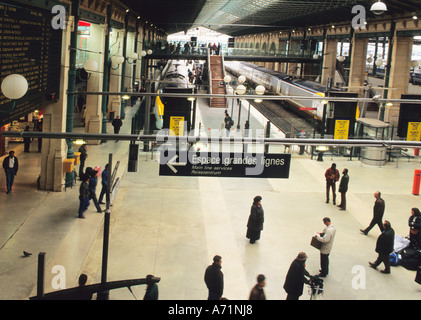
[{"left": 308, "top": 275, "right": 324, "bottom": 300}]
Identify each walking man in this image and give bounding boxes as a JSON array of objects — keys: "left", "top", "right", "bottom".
[
  {"left": 204, "top": 255, "right": 224, "bottom": 300},
  {"left": 360, "top": 191, "right": 385, "bottom": 235},
  {"left": 324, "top": 163, "right": 339, "bottom": 205},
  {"left": 2, "top": 150, "right": 18, "bottom": 194},
  {"left": 78, "top": 144, "right": 88, "bottom": 179},
  {"left": 224, "top": 111, "right": 233, "bottom": 137},
  {"left": 249, "top": 274, "right": 266, "bottom": 300},
  {"left": 283, "top": 252, "right": 311, "bottom": 300},
  {"left": 369, "top": 220, "right": 395, "bottom": 274},
  {"left": 112, "top": 116, "right": 123, "bottom": 141},
  {"left": 337, "top": 168, "right": 349, "bottom": 210},
  {"left": 315, "top": 217, "right": 336, "bottom": 277}
]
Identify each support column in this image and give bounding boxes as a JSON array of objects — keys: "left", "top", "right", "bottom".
[
  {"left": 321, "top": 38, "right": 338, "bottom": 85},
  {"left": 348, "top": 37, "right": 368, "bottom": 96},
  {"left": 120, "top": 14, "right": 128, "bottom": 119},
  {"left": 40, "top": 17, "right": 72, "bottom": 191},
  {"left": 384, "top": 35, "right": 413, "bottom": 126},
  {"left": 85, "top": 23, "right": 104, "bottom": 145},
  {"left": 108, "top": 29, "right": 123, "bottom": 118},
  {"left": 101, "top": 3, "right": 111, "bottom": 135},
  {"left": 64, "top": 0, "right": 80, "bottom": 188}
]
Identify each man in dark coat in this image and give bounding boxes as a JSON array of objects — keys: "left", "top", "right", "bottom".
[
  {"left": 78, "top": 173, "right": 90, "bottom": 219},
  {"left": 283, "top": 252, "right": 311, "bottom": 300},
  {"left": 2, "top": 150, "right": 18, "bottom": 194},
  {"left": 112, "top": 116, "right": 123, "bottom": 134},
  {"left": 246, "top": 196, "right": 264, "bottom": 244},
  {"left": 360, "top": 191, "right": 385, "bottom": 235},
  {"left": 249, "top": 274, "right": 266, "bottom": 300},
  {"left": 78, "top": 144, "right": 88, "bottom": 180},
  {"left": 369, "top": 220, "right": 395, "bottom": 274},
  {"left": 204, "top": 255, "right": 224, "bottom": 300},
  {"left": 337, "top": 168, "right": 349, "bottom": 210}
]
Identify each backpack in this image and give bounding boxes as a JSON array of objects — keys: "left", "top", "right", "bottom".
[{"left": 229, "top": 118, "right": 234, "bottom": 127}]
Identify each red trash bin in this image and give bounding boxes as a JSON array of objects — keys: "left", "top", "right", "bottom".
[{"left": 413, "top": 169, "right": 421, "bottom": 195}]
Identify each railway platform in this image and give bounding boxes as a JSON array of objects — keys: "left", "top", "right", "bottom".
[{"left": 0, "top": 96, "right": 420, "bottom": 301}]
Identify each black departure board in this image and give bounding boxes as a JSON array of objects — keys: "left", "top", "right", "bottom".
[{"left": 0, "top": 1, "right": 62, "bottom": 126}]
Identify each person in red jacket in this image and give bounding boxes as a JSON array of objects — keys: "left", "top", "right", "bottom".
[{"left": 325, "top": 163, "right": 339, "bottom": 205}]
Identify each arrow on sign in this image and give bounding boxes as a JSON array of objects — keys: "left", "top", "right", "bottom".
[{"left": 167, "top": 155, "right": 187, "bottom": 173}]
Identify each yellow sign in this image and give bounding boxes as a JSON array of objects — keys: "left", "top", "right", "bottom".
[
  {"left": 407, "top": 122, "right": 421, "bottom": 141},
  {"left": 169, "top": 116, "right": 185, "bottom": 136},
  {"left": 334, "top": 120, "right": 350, "bottom": 140}
]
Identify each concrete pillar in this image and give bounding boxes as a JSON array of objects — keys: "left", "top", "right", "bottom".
[
  {"left": 348, "top": 37, "right": 368, "bottom": 96},
  {"left": 384, "top": 36, "right": 413, "bottom": 126},
  {"left": 321, "top": 38, "right": 338, "bottom": 85},
  {"left": 85, "top": 23, "right": 104, "bottom": 145},
  {"left": 40, "top": 20, "right": 72, "bottom": 191},
  {"left": 108, "top": 28, "right": 123, "bottom": 118}
]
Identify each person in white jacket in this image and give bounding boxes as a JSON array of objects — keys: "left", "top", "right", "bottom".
[{"left": 315, "top": 217, "right": 336, "bottom": 277}]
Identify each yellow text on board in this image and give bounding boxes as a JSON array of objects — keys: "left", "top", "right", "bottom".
[
  {"left": 169, "top": 116, "right": 185, "bottom": 136},
  {"left": 407, "top": 122, "right": 421, "bottom": 141},
  {"left": 334, "top": 119, "right": 350, "bottom": 140}
]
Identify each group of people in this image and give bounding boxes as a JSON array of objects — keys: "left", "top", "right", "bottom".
[
  {"left": 203, "top": 195, "right": 334, "bottom": 300},
  {"left": 162, "top": 41, "right": 221, "bottom": 55},
  {"left": 187, "top": 65, "right": 204, "bottom": 87},
  {"left": 324, "top": 163, "right": 349, "bottom": 210},
  {"left": 203, "top": 162, "right": 421, "bottom": 299},
  {"left": 77, "top": 144, "right": 109, "bottom": 219}
]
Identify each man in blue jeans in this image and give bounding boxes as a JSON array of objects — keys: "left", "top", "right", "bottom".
[{"left": 2, "top": 150, "right": 19, "bottom": 194}]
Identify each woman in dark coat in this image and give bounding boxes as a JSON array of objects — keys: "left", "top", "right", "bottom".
[{"left": 246, "top": 196, "right": 264, "bottom": 244}]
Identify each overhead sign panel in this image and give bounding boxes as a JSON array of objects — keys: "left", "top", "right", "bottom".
[{"left": 159, "top": 151, "right": 291, "bottom": 178}]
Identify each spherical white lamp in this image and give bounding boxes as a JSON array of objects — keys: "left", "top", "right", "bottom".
[
  {"left": 255, "top": 85, "right": 265, "bottom": 95},
  {"left": 83, "top": 59, "right": 99, "bottom": 73},
  {"left": 313, "top": 54, "right": 319, "bottom": 59},
  {"left": 375, "top": 58, "right": 383, "bottom": 67},
  {"left": 141, "top": 50, "right": 147, "bottom": 57},
  {"left": 237, "top": 75, "right": 246, "bottom": 84},
  {"left": 130, "top": 52, "right": 139, "bottom": 60},
  {"left": 367, "top": 57, "right": 373, "bottom": 63},
  {"left": 1, "top": 74, "right": 28, "bottom": 100},
  {"left": 235, "top": 84, "right": 247, "bottom": 95},
  {"left": 114, "top": 55, "right": 125, "bottom": 65},
  {"left": 337, "top": 56, "right": 346, "bottom": 62},
  {"left": 224, "top": 75, "right": 232, "bottom": 83},
  {"left": 411, "top": 60, "right": 420, "bottom": 68},
  {"left": 147, "top": 49, "right": 153, "bottom": 55}
]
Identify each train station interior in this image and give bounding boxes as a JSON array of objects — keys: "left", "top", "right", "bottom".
[{"left": 1, "top": 0, "right": 421, "bottom": 304}]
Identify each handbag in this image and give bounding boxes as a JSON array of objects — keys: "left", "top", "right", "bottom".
[{"left": 311, "top": 236, "right": 322, "bottom": 250}]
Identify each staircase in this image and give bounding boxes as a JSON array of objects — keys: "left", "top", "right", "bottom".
[{"left": 209, "top": 55, "right": 227, "bottom": 108}]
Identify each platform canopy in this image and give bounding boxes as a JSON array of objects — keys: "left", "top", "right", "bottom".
[{"left": 120, "top": 0, "right": 421, "bottom": 36}]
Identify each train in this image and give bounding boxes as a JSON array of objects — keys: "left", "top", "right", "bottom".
[
  {"left": 153, "top": 60, "right": 195, "bottom": 132},
  {"left": 224, "top": 61, "right": 329, "bottom": 120}
]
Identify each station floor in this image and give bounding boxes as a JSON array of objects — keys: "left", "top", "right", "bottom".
[{"left": 0, "top": 96, "right": 421, "bottom": 301}]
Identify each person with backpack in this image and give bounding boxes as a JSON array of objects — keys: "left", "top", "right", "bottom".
[{"left": 224, "top": 111, "right": 233, "bottom": 136}]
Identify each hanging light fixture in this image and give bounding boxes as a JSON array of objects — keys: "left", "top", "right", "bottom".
[
  {"left": 1, "top": 74, "right": 28, "bottom": 100},
  {"left": 370, "top": 1, "right": 387, "bottom": 15},
  {"left": 83, "top": 59, "right": 99, "bottom": 73}
]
